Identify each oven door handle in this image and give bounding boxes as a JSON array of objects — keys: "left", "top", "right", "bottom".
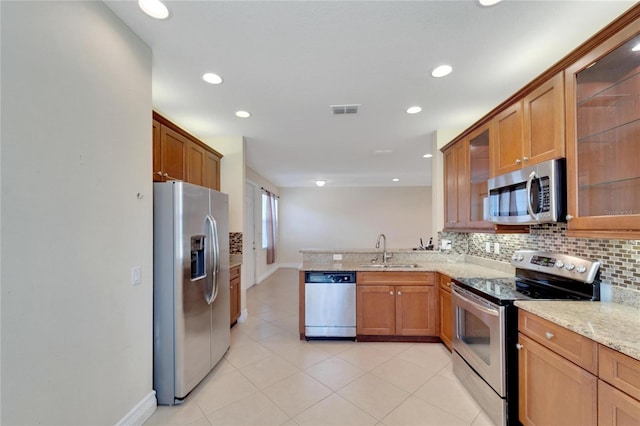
[{"left": 452, "top": 287, "right": 500, "bottom": 317}]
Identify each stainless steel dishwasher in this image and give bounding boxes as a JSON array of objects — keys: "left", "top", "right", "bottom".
[{"left": 304, "top": 271, "right": 356, "bottom": 339}]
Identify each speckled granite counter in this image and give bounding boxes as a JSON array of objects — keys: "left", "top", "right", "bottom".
[
  {"left": 515, "top": 300, "right": 640, "bottom": 362},
  {"left": 300, "top": 261, "right": 514, "bottom": 279}
]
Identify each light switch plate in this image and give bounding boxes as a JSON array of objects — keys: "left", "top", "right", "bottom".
[
  {"left": 485, "top": 242, "right": 491, "bottom": 253},
  {"left": 441, "top": 240, "right": 452, "bottom": 250},
  {"left": 131, "top": 266, "right": 142, "bottom": 285},
  {"left": 494, "top": 242, "right": 500, "bottom": 255}
]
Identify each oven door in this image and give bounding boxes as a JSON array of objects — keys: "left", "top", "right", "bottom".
[{"left": 452, "top": 285, "right": 506, "bottom": 396}]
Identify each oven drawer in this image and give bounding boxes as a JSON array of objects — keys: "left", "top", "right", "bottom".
[{"left": 518, "top": 310, "right": 597, "bottom": 374}]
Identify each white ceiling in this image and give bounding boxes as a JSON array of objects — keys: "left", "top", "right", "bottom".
[{"left": 105, "top": 0, "right": 635, "bottom": 188}]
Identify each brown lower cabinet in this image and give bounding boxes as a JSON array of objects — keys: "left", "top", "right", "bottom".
[
  {"left": 518, "top": 310, "right": 640, "bottom": 426},
  {"left": 438, "top": 274, "right": 453, "bottom": 350},
  {"left": 230, "top": 265, "right": 241, "bottom": 327},
  {"left": 518, "top": 333, "right": 597, "bottom": 426},
  {"left": 356, "top": 272, "right": 437, "bottom": 339}
]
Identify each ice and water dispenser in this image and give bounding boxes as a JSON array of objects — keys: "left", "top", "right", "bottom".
[{"left": 190, "top": 235, "right": 206, "bottom": 280}]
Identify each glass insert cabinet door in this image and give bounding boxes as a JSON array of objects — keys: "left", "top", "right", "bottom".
[{"left": 566, "top": 17, "right": 640, "bottom": 234}]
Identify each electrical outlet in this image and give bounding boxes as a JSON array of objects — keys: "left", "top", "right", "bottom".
[
  {"left": 494, "top": 242, "right": 500, "bottom": 255},
  {"left": 485, "top": 242, "right": 491, "bottom": 253},
  {"left": 441, "top": 239, "right": 452, "bottom": 250},
  {"left": 333, "top": 254, "right": 343, "bottom": 261}
]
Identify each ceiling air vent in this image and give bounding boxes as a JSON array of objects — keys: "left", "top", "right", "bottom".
[{"left": 330, "top": 104, "right": 360, "bottom": 115}]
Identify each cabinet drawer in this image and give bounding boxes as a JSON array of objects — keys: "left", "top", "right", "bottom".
[
  {"left": 600, "top": 345, "right": 640, "bottom": 401},
  {"left": 230, "top": 265, "right": 240, "bottom": 280},
  {"left": 357, "top": 271, "right": 433, "bottom": 285},
  {"left": 439, "top": 274, "right": 452, "bottom": 293},
  {"left": 518, "top": 310, "right": 597, "bottom": 374}
]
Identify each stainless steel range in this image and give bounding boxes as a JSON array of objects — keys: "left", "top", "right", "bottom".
[{"left": 451, "top": 250, "right": 601, "bottom": 426}]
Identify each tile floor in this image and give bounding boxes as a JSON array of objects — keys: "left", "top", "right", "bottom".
[{"left": 145, "top": 268, "right": 495, "bottom": 426}]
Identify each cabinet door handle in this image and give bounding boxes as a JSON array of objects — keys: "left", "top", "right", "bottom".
[
  {"left": 163, "top": 173, "right": 169, "bottom": 177},
  {"left": 566, "top": 215, "right": 574, "bottom": 221},
  {"left": 545, "top": 331, "right": 554, "bottom": 340},
  {"left": 397, "top": 291, "right": 402, "bottom": 296},
  {"left": 516, "top": 343, "right": 524, "bottom": 350},
  {"left": 523, "top": 156, "right": 529, "bottom": 162},
  {"left": 156, "top": 171, "right": 163, "bottom": 176},
  {"left": 389, "top": 291, "right": 394, "bottom": 296},
  {"left": 447, "top": 282, "right": 451, "bottom": 287},
  {"left": 515, "top": 159, "right": 522, "bottom": 164}
]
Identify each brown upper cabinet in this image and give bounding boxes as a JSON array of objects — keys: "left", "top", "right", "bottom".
[
  {"left": 152, "top": 111, "right": 222, "bottom": 191},
  {"left": 444, "top": 123, "right": 528, "bottom": 233},
  {"left": 154, "top": 121, "right": 187, "bottom": 182},
  {"left": 443, "top": 141, "right": 468, "bottom": 229},
  {"left": 492, "top": 100, "right": 524, "bottom": 176},
  {"left": 491, "top": 72, "right": 565, "bottom": 177},
  {"left": 444, "top": 4, "right": 640, "bottom": 238},
  {"left": 565, "top": 15, "right": 640, "bottom": 238}
]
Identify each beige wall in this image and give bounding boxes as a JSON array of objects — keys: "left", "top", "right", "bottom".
[
  {"left": 211, "top": 136, "right": 245, "bottom": 232},
  {"left": 278, "top": 186, "right": 432, "bottom": 264},
  {"left": 1, "top": 2, "right": 153, "bottom": 423}
]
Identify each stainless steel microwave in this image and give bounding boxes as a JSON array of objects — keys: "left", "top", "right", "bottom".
[{"left": 487, "top": 159, "right": 565, "bottom": 225}]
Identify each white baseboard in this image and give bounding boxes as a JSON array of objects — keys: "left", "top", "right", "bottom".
[
  {"left": 238, "top": 308, "right": 249, "bottom": 322},
  {"left": 115, "top": 390, "right": 157, "bottom": 426}
]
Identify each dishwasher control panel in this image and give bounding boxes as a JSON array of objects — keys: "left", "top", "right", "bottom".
[{"left": 304, "top": 271, "right": 356, "bottom": 283}]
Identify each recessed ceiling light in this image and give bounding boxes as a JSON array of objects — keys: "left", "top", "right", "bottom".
[
  {"left": 432, "top": 65, "right": 453, "bottom": 78},
  {"left": 315, "top": 180, "right": 326, "bottom": 187},
  {"left": 478, "top": 0, "right": 502, "bottom": 6},
  {"left": 392, "top": 178, "right": 400, "bottom": 182},
  {"left": 406, "top": 106, "right": 422, "bottom": 114},
  {"left": 138, "top": 0, "right": 169, "bottom": 19},
  {"left": 423, "top": 154, "right": 433, "bottom": 158},
  {"left": 202, "top": 73, "right": 223, "bottom": 85},
  {"left": 235, "top": 111, "right": 251, "bottom": 118}
]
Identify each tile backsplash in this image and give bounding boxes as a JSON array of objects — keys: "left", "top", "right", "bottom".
[
  {"left": 440, "top": 223, "right": 640, "bottom": 292},
  {"left": 230, "top": 232, "right": 243, "bottom": 255}
]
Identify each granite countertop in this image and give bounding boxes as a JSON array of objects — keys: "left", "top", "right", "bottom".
[
  {"left": 515, "top": 300, "right": 640, "bottom": 362},
  {"left": 300, "top": 261, "right": 514, "bottom": 279},
  {"left": 301, "top": 252, "right": 640, "bottom": 362}
]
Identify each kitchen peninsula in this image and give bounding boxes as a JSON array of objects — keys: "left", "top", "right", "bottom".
[
  {"left": 299, "top": 248, "right": 514, "bottom": 344},
  {"left": 298, "top": 249, "right": 640, "bottom": 356}
]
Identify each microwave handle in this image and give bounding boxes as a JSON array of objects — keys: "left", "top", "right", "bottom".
[{"left": 525, "top": 171, "right": 537, "bottom": 220}]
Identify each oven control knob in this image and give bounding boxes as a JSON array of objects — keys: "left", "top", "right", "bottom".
[
  {"left": 565, "top": 263, "right": 575, "bottom": 271},
  {"left": 555, "top": 260, "right": 564, "bottom": 268},
  {"left": 576, "top": 265, "right": 587, "bottom": 274}
]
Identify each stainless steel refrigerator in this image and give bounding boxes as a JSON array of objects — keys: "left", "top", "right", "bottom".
[{"left": 153, "top": 181, "right": 230, "bottom": 405}]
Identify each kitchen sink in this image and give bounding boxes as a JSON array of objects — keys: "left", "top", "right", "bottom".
[{"left": 360, "top": 263, "right": 419, "bottom": 268}]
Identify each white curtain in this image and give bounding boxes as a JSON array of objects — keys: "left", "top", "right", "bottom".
[{"left": 265, "top": 191, "right": 278, "bottom": 265}]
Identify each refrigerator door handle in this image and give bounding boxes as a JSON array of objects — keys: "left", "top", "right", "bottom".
[{"left": 205, "top": 214, "right": 220, "bottom": 305}]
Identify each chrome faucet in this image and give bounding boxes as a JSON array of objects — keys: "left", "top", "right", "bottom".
[{"left": 376, "top": 233, "right": 392, "bottom": 263}]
